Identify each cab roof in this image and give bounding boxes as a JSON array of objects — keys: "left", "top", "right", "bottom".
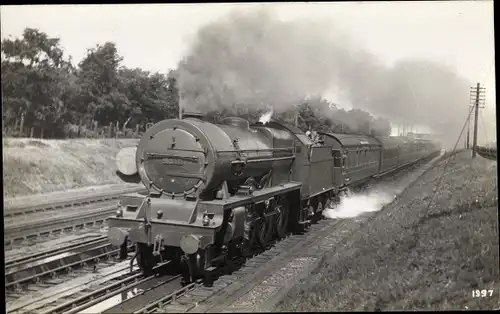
[{"left": 320, "top": 132, "right": 381, "bottom": 148}]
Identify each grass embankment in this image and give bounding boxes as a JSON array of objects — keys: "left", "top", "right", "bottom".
[
  {"left": 277, "top": 151, "right": 499, "bottom": 311},
  {"left": 3, "top": 138, "right": 139, "bottom": 197}
]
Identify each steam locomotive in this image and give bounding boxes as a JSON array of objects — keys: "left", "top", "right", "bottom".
[{"left": 107, "top": 113, "right": 441, "bottom": 282}]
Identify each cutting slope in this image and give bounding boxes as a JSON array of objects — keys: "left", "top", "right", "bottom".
[
  {"left": 277, "top": 151, "right": 499, "bottom": 311},
  {"left": 3, "top": 138, "right": 139, "bottom": 197}
]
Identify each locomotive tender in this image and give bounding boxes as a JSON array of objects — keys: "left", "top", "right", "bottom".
[{"left": 107, "top": 113, "right": 441, "bottom": 281}]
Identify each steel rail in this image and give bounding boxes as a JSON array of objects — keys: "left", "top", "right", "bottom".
[
  {"left": 4, "top": 205, "right": 117, "bottom": 245},
  {"left": 38, "top": 271, "right": 147, "bottom": 314},
  {"left": 133, "top": 279, "right": 203, "bottom": 314},
  {"left": 4, "top": 186, "right": 146, "bottom": 217},
  {"left": 5, "top": 235, "right": 107, "bottom": 267},
  {"left": 6, "top": 242, "right": 132, "bottom": 289},
  {"left": 52, "top": 263, "right": 176, "bottom": 314}
]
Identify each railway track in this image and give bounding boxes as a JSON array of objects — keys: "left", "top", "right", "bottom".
[
  {"left": 31, "top": 261, "right": 177, "bottom": 314},
  {"left": 141, "top": 222, "right": 334, "bottom": 314},
  {"left": 5, "top": 236, "right": 132, "bottom": 291},
  {"left": 475, "top": 146, "right": 497, "bottom": 160},
  {"left": 102, "top": 257, "right": 248, "bottom": 314},
  {"left": 7, "top": 258, "right": 138, "bottom": 314},
  {"left": 37, "top": 268, "right": 151, "bottom": 314},
  {"left": 4, "top": 204, "right": 118, "bottom": 245},
  {"left": 4, "top": 186, "right": 147, "bottom": 218},
  {"left": 6, "top": 227, "right": 108, "bottom": 259},
  {"left": 3, "top": 199, "right": 119, "bottom": 225}
]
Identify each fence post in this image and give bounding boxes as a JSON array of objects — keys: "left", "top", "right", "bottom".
[
  {"left": 30, "top": 127, "right": 34, "bottom": 138},
  {"left": 135, "top": 124, "right": 139, "bottom": 137},
  {"left": 94, "top": 121, "right": 98, "bottom": 138},
  {"left": 20, "top": 113, "right": 25, "bottom": 135},
  {"left": 108, "top": 122, "right": 112, "bottom": 138},
  {"left": 116, "top": 121, "right": 119, "bottom": 138},
  {"left": 77, "top": 120, "right": 82, "bottom": 137}
]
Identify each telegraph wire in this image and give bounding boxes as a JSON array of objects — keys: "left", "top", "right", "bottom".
[{"left": 418, "top": 104, "right": 475, "bottom": 224}]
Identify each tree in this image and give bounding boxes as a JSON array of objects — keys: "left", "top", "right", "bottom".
[
  {"left": 75, "top": 42, "right": 130, "bottom": 126},
  {"left": 118, "top": 68, "right": 178, "bottom": 126},
  {"left": 1, "top": 26, "right": 394, "bottom": 140},
  {"left": 1, "top": 28, "right": 75, "bottom": 137}
]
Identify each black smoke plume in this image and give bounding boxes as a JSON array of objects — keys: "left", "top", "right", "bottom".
[{"left": 178, "top": 7, "right": 471, "bottom": 148}]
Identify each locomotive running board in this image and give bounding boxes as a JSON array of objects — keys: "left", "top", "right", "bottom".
[{"left": 198, "top": 181, "right": 303, "bottom": 210}]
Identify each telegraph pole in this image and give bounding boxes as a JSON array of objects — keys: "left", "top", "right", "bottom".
[
  {"left": 466, "top": 117, "right": 470, "bottom": 149},
  {"left": 470, "top": 82, "right": 486, "bottom": 158},
  {"left": 179, "top": 95, "right": 183, "bottom": 119}
]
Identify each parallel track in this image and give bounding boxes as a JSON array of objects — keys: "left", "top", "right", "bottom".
[
  {"left": 38, "top": 262, "right": 180, "bottom": 314},
  {"left": 38, "top": 268, "right": 148, "bottom": 314},
  {"left": 4, "top": 186, "right": 147, "bottom": 218},
  {"left": 7, "top": 259, "right": 135, "bottom": 314},
  {"left": 6, "top": 236, "right": 107, "bottom": 268},
  {"left": 4, "top": 205, "right": 117, "bottom": 245},
  {"left": 6, "top": 237, "right": 132, "bottom": 290},
  {"left": 475, "top": 146, "right": 497, "bottom": 160}
]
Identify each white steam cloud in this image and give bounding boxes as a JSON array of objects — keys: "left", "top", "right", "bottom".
[{"left": 323, "top": 188, "right": 396, "bottom": 219}]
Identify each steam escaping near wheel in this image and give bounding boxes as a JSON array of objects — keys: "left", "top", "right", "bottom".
[
  {"left": 258, "top": 110, "right": 274, "bottom": 125},
  {"left": 323, "top": 188, "right": 395, "bottom": 219},
  {"left": 116, "top": 146, "right": 138, "bottom": 176}
]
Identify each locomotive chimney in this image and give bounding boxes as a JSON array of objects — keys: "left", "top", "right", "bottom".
[
  {"left": 223, "top": 117, "right": 250, "bottom": 129},
  {"left": 182, "top": 112, "right": 206, "bottom": 120}
]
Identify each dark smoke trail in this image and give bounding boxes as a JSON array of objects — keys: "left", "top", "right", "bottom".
[{"left": 178, "top": 7, "right": 472, "bottom": 148}]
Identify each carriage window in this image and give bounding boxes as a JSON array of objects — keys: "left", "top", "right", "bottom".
[{"left": 332, "top": 150, "right": 342, "bottom": 167}]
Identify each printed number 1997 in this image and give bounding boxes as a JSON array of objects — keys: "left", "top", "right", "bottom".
[{"left": 472, "top": 290, "right": 493, "bottom": 297}]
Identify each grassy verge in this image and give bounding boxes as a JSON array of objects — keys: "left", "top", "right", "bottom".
[
  {"left": 277, "top": 151, "right": 499, "bottom": 311},
  {"left": 3, "top": 138, "right": 139, "bottom": 197}
]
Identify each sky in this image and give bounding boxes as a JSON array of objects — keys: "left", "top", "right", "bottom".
[{"left": 1, "top": 2, "right": 496, "bottom": 140}]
